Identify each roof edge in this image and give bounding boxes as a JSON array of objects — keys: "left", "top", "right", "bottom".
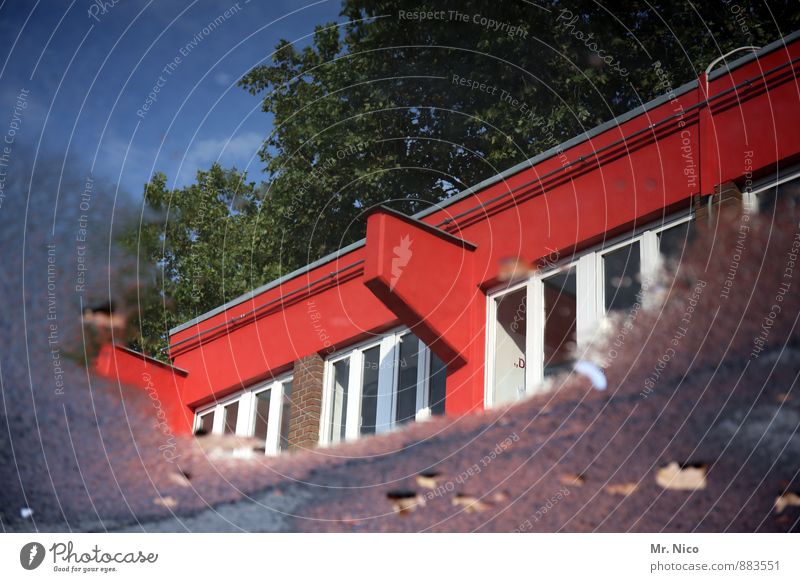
[
  {"left": 368, "top": 204, "right": 478, "bottom": 250},
  {"left": 169, "top": 29, "right": 799, "bottom": 337},
  {"left": 170, "top": 238, "right": 366, "bottom": 335},
  {"left": 114, "top": 344, "right": 190, "bottom": 375}
]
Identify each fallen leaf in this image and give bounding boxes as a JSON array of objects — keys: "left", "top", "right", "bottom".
[
  {"left": 168, "top": 470, "right": 191, "bottom": 488},
  {"left": 559, "top": 473, "right": 585, "bottom": 487},
  {"left": 774, "top": 492, "right": 800, "bottom": 514},
  {"left": 605, "top": 482, "right": 638, "bottom": 496},
  {"left": 492, "top": 490, "right": 510, "bottom": 503},
  {"left": 154, "top": 496, "right": 178, "bottom": 508},
  {"left": 416, "top": 471, "right": 440, "bottom": 490},
  {"left": 656, "top": 462, "right": 707, "bottom": 490},
  {"left": 387, "top": 490, "right": 424, "bottom": 515},
  {"left": 452, "top": 494, "right": 492, "bottom": 514}
]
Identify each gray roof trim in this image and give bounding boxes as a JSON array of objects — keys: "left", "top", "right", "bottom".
[
  {"left": 170, "top": 30, "right": 799, "bottom": 336},
  {"left": 115, "top": 345, "right": 190, "bottom": 375}
]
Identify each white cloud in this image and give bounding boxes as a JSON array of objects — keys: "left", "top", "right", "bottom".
[
  {"left": 213, "top": 72, "right": 233, "bottom": 87},
  {"left": 98, "top": 130, "right": 265, "bottom": 195},
  {"left": 175, "top": 131, "right": 264, "bottom": 185}
]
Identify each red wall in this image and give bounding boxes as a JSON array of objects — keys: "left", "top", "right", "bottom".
[
  {"left": 94, "top": 344, "right": 191, "bottom": 435},
  {"left": 161, "top": 36, "right": 800, "bottom": 423}
]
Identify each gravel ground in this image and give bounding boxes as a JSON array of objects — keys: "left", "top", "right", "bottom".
[{"left": 2, "top": 183, "right": 799, "bottom": 532}]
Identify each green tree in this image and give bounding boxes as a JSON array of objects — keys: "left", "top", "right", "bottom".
[
  {"left": 130, "top": 0, "right": 798, "bottom": 355},
  {"left": 124, "top": 165, "right": 277, "bottom": 356}
]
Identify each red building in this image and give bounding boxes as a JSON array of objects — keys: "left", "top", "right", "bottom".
[{"left": 99, "top": 32, "right": 800, "bottom": 457}]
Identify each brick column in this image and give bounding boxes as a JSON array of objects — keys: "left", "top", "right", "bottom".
[
  {"left": 286, "top": 352, "right": 324, "bottom": 452},
  {"left": 696, "top": 181, "right": 747, "bottom": 224}
]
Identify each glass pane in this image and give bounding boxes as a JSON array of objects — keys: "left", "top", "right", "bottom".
[
  {"left": 395, "top": 335, "right": 421, "bottom": 424},
  {"left": 253, "top": 390, "right": 271, "bottom": 443},
  {"left": 543, "top": 268, "right": 577, "bottom": 376},
  {"left": 603, "top": 241, "right": 641, "bottom": 311},
  {"left": 492, "top": 287, "right": 527, "bottom": 404},
  {"left": 196, "top": 411, "right": 214, "bottom": 435},
  {"left": 428, "top": 351, "right": 447, "bottom": 416},
  {"left": 659, "top": 221, "right": 695, "bottom": 270},
  {"left": 223, "top": 401, "right": 239, "bottom": 435},
  {"left": 360, "top": 346, "right": 380, "bottom": 435},
  {"left": 330, "top": 359, "right": 349, "bottom": 443}
]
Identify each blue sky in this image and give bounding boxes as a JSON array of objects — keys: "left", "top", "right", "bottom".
[{"left": 0, "top": 0, "right": 342, "bottom": 197}]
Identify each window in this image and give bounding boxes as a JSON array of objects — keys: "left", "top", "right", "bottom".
[
  {"left": 486, "top": 213, "right": 694, "bottom": 406},
  {"left": 491, "top": 286, "right": 527, "bottom": 405},
  {"left": 360, "top": 346, "right": 380, "bottom": 435},
  {"left": 222, "top": 401, "right": 239, "bottom": 435},
  {"left": 253, "top": 390, "right": 271, "bottom": 443},
  {"left": 320, "top": 329, "right": 446, "bottom": 444},
  {"left": 542, "top": 266, "right": 577, "bottom": 376},
  {"left": 329, "top": 359, "right": 349, "bottom": 444},
  {"left": 602, "top": 241, "right": 641, "bottom": 312},
  {"left": 193, "top": 374, "right": 293, "bottom": 456},
  {"left": 658, "top": 220, "right": 696, "bottom": 270},
  {"left": 396, "top": 334, "right": 422, "bottom": 425},
  {"left": 196, "top": 410, "right": 215, "bottom": 435},
  {"left": 752, "top": 171, "right": 800, "bottom": 214}
]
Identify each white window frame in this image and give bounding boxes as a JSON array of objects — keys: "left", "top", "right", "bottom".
[
  {"left": 484, "top": 279, "right": 529, "bottom": 408},
  {"left": 747, "top": 167, "right": 800, "bottom": 196},
  {"left": 319, "top": 328, "right": 433, "bottom": 445},
  {"left": 194, "top": 408, "right": 217, "bottom": 435},
  {"left": 485, "top": 212, "right": 694, "bottom": 407},
  {"left": 192, "top": 373, "right": 293, "bottom": 456},
  {"left": 744, "top": 166, "right": 800, "bottom": 213}
]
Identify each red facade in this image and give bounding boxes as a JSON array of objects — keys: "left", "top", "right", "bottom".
[{"left": 98, "top": 33, "right": 800, "bottom": 440}]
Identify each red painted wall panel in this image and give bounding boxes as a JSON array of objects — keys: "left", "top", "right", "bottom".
[
  {"left": 94, "top": 344, "right": 191, "bottom": 435},
  {"left": 173, "top": 265, "right": 399, "bottom": 407}
]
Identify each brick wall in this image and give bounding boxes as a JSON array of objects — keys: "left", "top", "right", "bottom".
[
  {"left": 695, "top": 181, "right": 749, "bottom": 223},
  {"left": 286, "top": 352, "right": 324, "bottom": 451}
]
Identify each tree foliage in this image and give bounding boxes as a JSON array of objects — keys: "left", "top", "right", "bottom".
[
  {"left": 124, "top": 165, "right": 279, "bottom": 355},
  {"left": 129, "top": 0, "right": 799, "bottom": 355}
]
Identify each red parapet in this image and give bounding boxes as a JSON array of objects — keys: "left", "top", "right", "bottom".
[{"left": 94, "top": 344, "right": 192, "bottom": 435}]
